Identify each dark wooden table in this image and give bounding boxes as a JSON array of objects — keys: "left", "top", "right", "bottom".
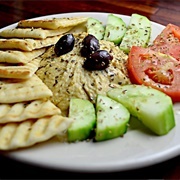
[{"left": 0, "top": 0, "right": 180, "bottom": 179}]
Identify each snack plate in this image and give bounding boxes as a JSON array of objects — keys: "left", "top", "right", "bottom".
[{"left": 1, "top": 12, "right": 180, "bottom": 173}]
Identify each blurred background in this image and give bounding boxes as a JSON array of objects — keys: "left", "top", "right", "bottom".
[{"left": 0, "top": 0, "right": 179, "bottom": 29}]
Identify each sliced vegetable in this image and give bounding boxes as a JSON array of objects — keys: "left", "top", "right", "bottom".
[
  {"left": 67, "top": 98, "right": 96, "bottom": 142},
  {"left": 127, "top": 46, "right": 180, "bottom": 102},
  {"left": 95, "top": 94, "right": 130, "bottom": 141},
  {"left": 172, "top": 25, "right": 180, "bottom": 39},
  {"left": 103, "top": 14, "right": 127, "bottom": 45},
  {"left": 86, "top": 17, "right": 105, "bottom": 40},
  {"left": 150, "top": 23, "right": 180, "bottom": 61},
  {"left": 120, "top": 13, "right": 151, "bottom": 53},
  {"left": 107, "top": 85, "right": 175, "bottom": 135}
]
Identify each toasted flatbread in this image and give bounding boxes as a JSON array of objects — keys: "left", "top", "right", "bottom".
[
  {"left": 0, "top": 35, "right": 62, "bottom": 51},
  {"left": 0, "top": 115, "right": 73, "bottom": 150},
  {"left": 0, "top": 56, "right": 41, "bottom": 79},
  {"left": 18, "top": 17, "right": 88, "bottom": 30},
  {"left": 0, "top": 26, "right": 72, "bottom": 39},
  {"left": 0, "top": 74, "right": 52, "bottom": 103},
  {"left": 0, "top": 48, "right": 45, "bottom": 64},
  {"left": 0, "top": 100, "right": 61, "bottom": 124}
]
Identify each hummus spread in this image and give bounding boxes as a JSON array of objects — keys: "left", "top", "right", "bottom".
[{"left": 36, "top": 33, "right": 131, "bottom": 116}]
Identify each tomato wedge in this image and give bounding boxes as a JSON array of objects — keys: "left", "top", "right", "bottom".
[
  {"left": 150, "top": 24, "right": 180, "bottom": 61},
  {"left": 127, "top": 46, "right": 180, "bottom": 102}
]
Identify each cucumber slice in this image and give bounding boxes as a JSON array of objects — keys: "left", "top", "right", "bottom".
[
  {"left": 120, "top": 13, "right": 151, "bottom": 53},
  {"left": 104, "top": 14, "right": 127, "bottom": 45},
  {"left": 107, "top": 85, "right": 175, "bottom": 135},
  {"left": 86, "top": 17, "right": 105, "bottom": 40},
  {"left": 67, "top": 98, "right": 96, "bottom": 142},
  {"left": 95, "top": 94, "right": 130, "bottom": 141}
]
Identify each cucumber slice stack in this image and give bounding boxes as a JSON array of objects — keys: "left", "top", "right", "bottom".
[
  {"left": 85, "top": 13, "right": 151, "bottom": 54},
  {"left": 67, "top": 95, "right": 130, "bottom": 142},
  {"left": 67, "top": 85, "right": 175, "bottom": 142}
]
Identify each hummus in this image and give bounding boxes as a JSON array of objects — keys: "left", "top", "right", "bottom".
[{"left": 36, "top": 33, "right": 131, "bottom": 116}]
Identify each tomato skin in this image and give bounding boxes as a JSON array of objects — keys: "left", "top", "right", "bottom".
[
  {"left": 127, "top": 46, "right": 180, "bottom": 102},
  {"left": 172, "top": 25, "right": 180, "bottom": 40},
  {"left": 150, "top": 24, "right": 180, "bottom": 61}
]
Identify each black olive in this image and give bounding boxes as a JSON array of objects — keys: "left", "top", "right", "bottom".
[
  {"left": 83, "top": 50, "right": 113, "bottom": 71},
  {"left": 80, "top": 34, "right": 100, "bottom": 57},
  {"left": 54, "top": 34, "right": 75, "bottom": 56}
]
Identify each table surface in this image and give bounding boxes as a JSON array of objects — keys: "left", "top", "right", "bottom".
[{"left": 0, "top": 0, "right": 180, "bottom": 179}]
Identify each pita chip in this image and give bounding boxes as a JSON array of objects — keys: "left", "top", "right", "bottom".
[
  {"left": 18, "top": 16, "right": 88, "bottom": 30},
  {"left": 0, "top": 35, "right": 62, "bottom": 51},
  {"left": 0, "top": 56, "right": 41, "bottom": 79},
  {"left": 0, "top": 26, "right": 72, "bottom": 39},
  {"left": 0, "top": 115, "right": 73, "bottom": 150},
  {"left": 0, "top": 74, "right": 52, "bottom": 103},
  {"left": 0, "top": 100, "right": 61, "bottom": 124},
  {"left": 0, "top": 48, "right": 45, "bottom": 64}
]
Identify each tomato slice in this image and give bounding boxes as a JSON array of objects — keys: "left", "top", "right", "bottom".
[
  {"left": 172, "top": 25, "right": 180, "bottom": 40},
  {"left": 150, "top": 24, "right": 180, "bottom": 61},
  {"left": 128, "top": 46, "right": 180, "bottom": 102}
]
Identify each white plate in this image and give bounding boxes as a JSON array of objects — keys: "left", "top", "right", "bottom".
[{"left": 1, "top": 12, "right": 180, "bottom": 173}]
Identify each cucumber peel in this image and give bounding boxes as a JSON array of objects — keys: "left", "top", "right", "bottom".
[
  {"left": 67, "top": 98, "right": 96, "bottom": 142},
  {"left": 95, "top": 94, "right": 130, "bottom": 141},
  {"left": 104, "top": 14, "right": 127, "bottom": 45},
  {"left": 107, "top": 85, "right": 175, "bottom": 135}
]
